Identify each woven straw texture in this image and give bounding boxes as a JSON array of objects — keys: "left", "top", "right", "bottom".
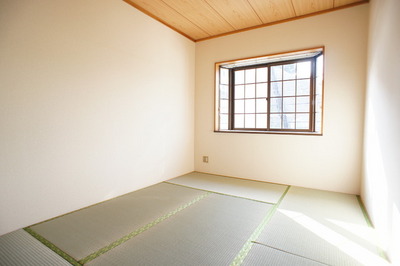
[
  {"left": 168, "top": 172, "right": 288, "bottom": 203},
  {"left": 242, "top": 243, "right": 327, "bottom": 266},
  {"left": 88, "top": 193, "right": 272, "bottom": 265},
  {"left": 29, "top": 183, "right": 206, "bottom": 260},
  {"left": 0, "top": 229, "right": 70, "bottom": 266}
]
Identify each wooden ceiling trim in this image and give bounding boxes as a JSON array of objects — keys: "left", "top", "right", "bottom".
[
  {"left": 161, "top": 0, "right": 235, "bottom": 36},
  {"left": 203, "top": 0, "right": 262, "bottom": 30},
  {"left": 124, "top": 0, "right": 209, "bottom": 41},
  {"left": 196, "top": 0, "right": 369, "bottom": 42}
]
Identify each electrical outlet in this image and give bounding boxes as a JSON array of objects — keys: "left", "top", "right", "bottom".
[{"left": 203, "top": 156, "right": 209, "bottom": 163}]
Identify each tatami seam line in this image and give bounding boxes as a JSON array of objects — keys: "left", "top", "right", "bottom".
[
  {"left": 164, "top": 181, "right": 285, "bottom": 205},
  {"left": 191, "top": 171, "right": 290, "bottom": 187},
  {"left": 24, "top": 191, "right": 211, "bottom": 265},
  {"left": 251, "top": 241, "right": 330, "bottom": 265},
  {"left": 230, "top": 185, "right": 291, "bottom": 266}
]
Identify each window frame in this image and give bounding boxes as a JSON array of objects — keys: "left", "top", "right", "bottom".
[{"left": 215, "top": 47, "right": 324, "bottom": 135}]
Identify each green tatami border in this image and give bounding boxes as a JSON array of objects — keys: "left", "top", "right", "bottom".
[
  {"left": 23, "top": 227, "right": 81, "bottom": 266},
  {"left": 356, "top": 195, "right": 389, "bottom": 262},
  {"left": 230, "top": 185, "right": 291, "bottom": 266},
  {"left": 79, "top": 191, "right": 211, "bottom": 264},
  {"left": 24, "top": 190, "right": 211, "bottom": 265}
]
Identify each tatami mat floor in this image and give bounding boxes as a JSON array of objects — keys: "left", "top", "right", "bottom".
[{"left": 0, "top": 172, "right": 389, "bottom": 266}]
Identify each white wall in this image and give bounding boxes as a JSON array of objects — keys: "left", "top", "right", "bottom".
[
  {"left": 362, "top": 0, "right": 400, "bottom": 264},
  {"left": 0, "top": 0, "right": 195, "bottom": 235},
  {"left": 195, "top": 5, "right": 369, "bottom": 194}
]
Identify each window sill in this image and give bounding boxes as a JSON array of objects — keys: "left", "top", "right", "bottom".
[{"left": 214, "top": 130, "right": 322, "bottom": 136}]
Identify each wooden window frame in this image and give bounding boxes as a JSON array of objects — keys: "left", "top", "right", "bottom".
[{"left": 215, "top": 48, "right": 324, "bottom": 135}]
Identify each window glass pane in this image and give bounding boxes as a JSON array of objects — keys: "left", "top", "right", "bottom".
[
  {"left": 282, "top": 114, "right": 295, "bottom": 129},
  {"left": 296, "top": 113, "right": 310, "bottom": 129},
  {"left": 256, "top": 67, "right": 268, "bottom": 83},
  {"left": 271, "top": 65, "right": 282, "bottom": 81},
  {"left": 316, "top": 93, "right": 322, "bottom": 112},
  {"left": 283, "top": 64, "right": 296, "bottom": 80},
  {"left": 235, "top": 70, "right": 244, "bottom": 84},
  {"left": 283, "top": 97, "right": 295, "bottom": 112},
  {"left": 270, "top": 98, "right": 282, "bottom": 113},
  {"left": 220, "top": 99, "right": 229, "bottom": 113},
  {"left": 220, "top": 114, "right": 228, "bottom": 130},
  {"left": 315, "top": 92, "right": 322, "bottom": 132},
  {"left": 297, "top": 96, "right": 310, "bottom": 112},
  {"left": 220, "top": 68, "right": 229, "bottom": 85},
  {"left": 245, "top": 114, "right": 255, "bottom": 128},
  {"left": 297, "top": 79, "right": 310, "bottom": 95},
  {"left": 270, "top": 114, "right": 282, "bottom": 129},
  {"left": 256, "top": 83, "right": 268, "bottom": 97},
  {"left": 235, "top": 114, "right": 244, "bottom": 128},
  {"left": 235, "top": 99, "right": 244, "bottom": 113},
  {"left": 256, "top": 114, "right": 267, "bottom": 128},
  {"left": 245, "top": 99, "right": 255, "bottom": 113},
  {"left": 316, "top": 77, "right": 322, "bottom": 95},
  {"left": 316, "top": 55, "right": 324, "bottom": 78},
  {"left": 271, "top": 82, "right": 282, "bottom": 97},
  {"left": 297, "top": 61, "right": 311, "bottom": 79},
  {"left": 235, "top": 85, "right": 244, "bottom": 98},
  {"left": 245, "top": 69, "right": 255, "bottom": 84},
  {"left": 220, "top": 84, "right": 229, "bottom": 99},
  {"left": 283, "top": 81, "right": 295, "bottom": 96},
  {"left": 315, "top": 112, "right": 322, "bottom": 132},
  {"left": 256, "top": 98, "right": 267, "bottom": 113},
  {"left": 245, "top": 84, "right": 255, "bottom": 98}
]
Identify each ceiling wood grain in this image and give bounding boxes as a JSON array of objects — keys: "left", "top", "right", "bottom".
[
  {"left": 125, "top": 0, "right": 209, "bottom": 40},
  {"left": 291, "top": 0, "right": 334, "bottom": 16},
  {"left": 204, "top": 0, "right": 262, "bottom": 29},
  {"left": 124, "top": 0, "right": 368, "bottom": 41},
  {"left": 162, "top": 0, "right": 235, "bottom": 35},
  {"left": 334, "top": 0, "right": 364, "bottom": 7},
  {"left": 248, "top": 0, "right": 296, "bottom": 24}
]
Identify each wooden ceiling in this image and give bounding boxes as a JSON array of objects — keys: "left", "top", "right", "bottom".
[{"left": 124, "top": 0, "right": 368, "bottom": 42}]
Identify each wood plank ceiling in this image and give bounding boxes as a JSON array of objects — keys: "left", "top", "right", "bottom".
[{"left": 124, "top": 0, "right": 368, "bottom": 42}]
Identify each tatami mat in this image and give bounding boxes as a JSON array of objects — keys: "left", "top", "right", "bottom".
[
  {"left": 29, "top": 182, "right": 205, "bottom": 261},
  {"left": 167, "top": 172, "right": 288, "bottom": 203},
  {"left": 1, "top": 176, "right": 386, "bottom": 266},
  {"left": 0, "top": 229, "right": 70, "bottom": 266},
  {"left": 254, "top": 186, "right": 387, "bottom": 266},
  {"left": 242, "top": 243, "right": 327, "bottom": 266},
  {"left": 88, "top": 193, "right": 273, "bottom": 265}
]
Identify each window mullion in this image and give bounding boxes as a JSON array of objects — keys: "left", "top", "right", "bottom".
[
  {"left": 267, "top": 67, "right": 271, "bottom": 130},
  {"left": 229, "top": 69, "right": 234, "bottom": 130},
  {"left": 309, "top": 57, "right": 316, "bottom": 132}
]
